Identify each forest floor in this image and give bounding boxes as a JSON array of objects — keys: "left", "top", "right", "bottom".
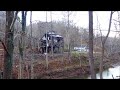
[
  {"left": 33, "top": 52, "right": 120, "bottom": 79},
  {"left": 0, "top": 51, "right": 120, "bottom": 79},
  {"left": 17, "top": 52, "right": 120, "bottom": 79}
]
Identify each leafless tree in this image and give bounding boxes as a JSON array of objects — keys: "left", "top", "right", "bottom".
[
  {"left": 3, "top": 11, "right": 18, "bottom": 79},
  {"left": 89, "top": 11, "right": 96, "bottom": 79},
  {"left": 50, "top": 11, "right": 54, "bottom": 58},
  {"left": 45, "top": 11, "right": 48, "bottom": 69},
  {"left": 18, "top": 11, "right": 27, "bottom": 79},
  {"left": 99, "top": 11, "right": 114, "bottom": 79},
  {"left": 30, "top": 11, "right": 34, "bottom": 79}
]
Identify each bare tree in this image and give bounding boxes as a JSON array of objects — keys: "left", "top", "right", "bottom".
[
  {"left": 67, "top": 11, "right": 71, "bottom": 61},
  {"left": 99, "top": 11, "right": 114, "bottom": 79},
  {"left": 45, "top": 11, "right": 48, "bottom": 69},
  {"left": 50, "top": 11, "right": 54, "bottom": 58},
  {"left": 62, "top": 11, "right": 73, "bottom": 61},
  {"left": 3, "top": 11, "right": 18, "bottom": 79},
  {"left": 19, "top": 11, "right": 27, "bottom": 79},
  {"left": 30, "top": 11, "right": 34, "bottom": 79},
  {"left": 89, "top": 11, "right": 96, "bottom": 79}
]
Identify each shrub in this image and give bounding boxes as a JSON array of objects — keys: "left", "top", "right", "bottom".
[
  {"left": 71, "top": 51, "right": 87, "bottom": 61},
  {"left": 71, "top": 51, "right": 80, "bottom": 60}
]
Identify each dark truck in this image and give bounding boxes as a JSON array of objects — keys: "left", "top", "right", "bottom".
[{"left": 39, "top": 31, "right": 64, "bottom": 54}]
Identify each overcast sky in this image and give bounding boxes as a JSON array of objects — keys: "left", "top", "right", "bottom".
[{"left": 18, "top": 11, "right": 120, "bottom": 37}]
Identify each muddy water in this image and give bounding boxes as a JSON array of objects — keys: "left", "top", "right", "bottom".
[{"left": 88, "top": 66, "right": 120, "bottom": 79}]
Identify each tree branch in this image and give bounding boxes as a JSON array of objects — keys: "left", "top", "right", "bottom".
[
  {"left": 10, "top": 11, "right": 19, "bottom": 31},
  {"left": 113, "top": 19, "right": 120, "bottom": 22},
  {"left": 103, "top": 11, "right": 113, "bottom": 44},
  {"left": 95, "top": 12, "right": 103, "bottom": 44}
]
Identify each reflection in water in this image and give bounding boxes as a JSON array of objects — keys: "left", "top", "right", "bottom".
[{"left": 88, "top": 66, "right": 120, "bottom": 79}]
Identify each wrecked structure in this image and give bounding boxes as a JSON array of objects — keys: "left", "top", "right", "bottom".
[{"left": 39, "top": 31, "right": 64, "bottom": 54}]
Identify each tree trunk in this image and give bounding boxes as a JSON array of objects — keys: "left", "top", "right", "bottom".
[
  {"left": 67, "top": 11, "right": 71, "bottom": 62},
  {"left": 89, "top": 11, "right": 96, "bottom": 79},
  {"left": 18, "top": 11, "right": 27, "bottom": 79},
  {"left": 45, "top": 11, "right": 48, "bottom": 69},
  {"left": 99, "top": 11, "right": 113, "bottom": 79},
  {"left": 100, "top": 44, "right": 104, "bottom": 79},
  {"left": 30, "top": 11, "right": 34, "bottom": 79},
  {"left": 3, "top": 11, "right": 14, "bottom": 79},
  {"left": 50, "top": 11, "right": 54, "bottom": 58}
]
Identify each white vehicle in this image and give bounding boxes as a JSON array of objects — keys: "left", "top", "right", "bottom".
[{"left": 74, "top": 46, "right": 89, "bottom": 52}]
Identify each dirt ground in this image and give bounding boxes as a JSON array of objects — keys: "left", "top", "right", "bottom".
[
  {"left": 0, "top": 52, "right": 90, "bottom": 79},
  {"left": 0, "top": 50, "right": 120, "bottom": 79}
]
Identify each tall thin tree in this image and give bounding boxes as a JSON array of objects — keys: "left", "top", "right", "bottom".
[
  {"left": 89, "top": 11, "right": 96, "bottom": 79},
  {"left": 3, "top": 11, "right": 14, "bottom": 79},
  {"left": 67, "top": 11, "right": 71, "bottom": 62},
  {"left": 30, "top": 11, "right": 34, "bottom": 79},
  {"left": 19, "top": 11, "right": 27, "bottom": 79},
  {"left": 99, "top": 11, "right": 114, "bottom": 79},
  {"left": 45, "top": 11, "right": 48, "bottom": 69},
  {"left": 50, "top": 11, "right": 54, "bottom": 58}
]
